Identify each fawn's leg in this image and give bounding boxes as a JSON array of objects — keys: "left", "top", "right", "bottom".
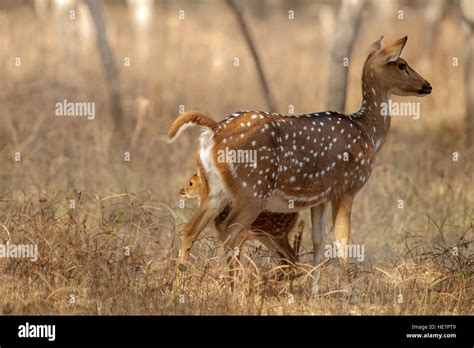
[
  {"left": 293, "top": 220, "right": 305, "bottom": 262},
  {"left": 174, "top": 200, "right": 222, "bottom": 294},
  {"left": 331, "top": 195, "right": 354, "bottom": 291},
  {"left": 311, "top": 202, "right": 328, "bottom": 296},
  {"left": 180, "top": 202, "right": 220, "bottom": 265}
]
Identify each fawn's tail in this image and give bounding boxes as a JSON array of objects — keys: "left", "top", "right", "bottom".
[{"left": 167, "top": 111, "right": 218, "bottom": 143}]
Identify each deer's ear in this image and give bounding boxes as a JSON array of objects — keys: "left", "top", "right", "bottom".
[
  {"left": 378, "top": 36, "right": 407, "bottom": 63},
  {"left": 369, "top": 36, "right": 384, "bottom": 54}
]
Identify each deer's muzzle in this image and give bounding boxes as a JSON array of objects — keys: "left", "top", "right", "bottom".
[{"left": 418, "top": 83, "right": 432, "bottom": 95}]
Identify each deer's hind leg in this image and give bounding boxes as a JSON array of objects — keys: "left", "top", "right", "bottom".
[
  {"left": 218, "top": 202, "right": 265, "bottom": 250},
  {"left": 217, "top": 201, "right": 265, "bottom": 283}
]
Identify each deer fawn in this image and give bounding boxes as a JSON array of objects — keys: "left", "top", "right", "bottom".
[
  {"left": 180, "top": 171, "right": 304, "bottom": 265},
  {"left": 169, "top": 36, "right": 431, "bottom": 294}
]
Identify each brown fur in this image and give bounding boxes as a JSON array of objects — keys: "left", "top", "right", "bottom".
[
  {"left": 180, "top": 172, "right": 303, "bottom": 263},
  {"left": 168, "top": 110, "right": 218, "bottom": 142},
  {"left": 170, "top": 37, "right": 432, "bottom": 293}
]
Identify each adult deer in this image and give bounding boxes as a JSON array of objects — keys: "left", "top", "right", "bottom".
[{"left": 169, "top": 36, "right": 432, "bottom": 294}]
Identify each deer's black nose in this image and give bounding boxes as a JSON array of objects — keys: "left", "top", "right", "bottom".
[{"left": 418, "top": 83, "right": 432, "bottom": 95}]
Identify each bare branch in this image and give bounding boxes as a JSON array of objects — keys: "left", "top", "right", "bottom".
[
  {"left": 326, "top": 0, "right": 365, "bottom": 112},
  {"left": 85, "top": 0, "right": 124, "bottom": 132},
  {"left": 226, "top": 0, "right": 277, "bottom": 112}
]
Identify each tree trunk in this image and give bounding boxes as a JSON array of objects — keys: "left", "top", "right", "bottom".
[
  {"left": 325, "top": 0, "right": 364, "bottom": 112},
  {"left": 226, "top": 0, "right": 276, "bottom": 112},
  {"left": 420, "top": 0, "right": 448, "bottom": 67},
  {"left": 85, "top": 0, "right": 123, "bottom": 133},
  {"left": 460, "top": 0, "right": 474, "bottom": 146}
]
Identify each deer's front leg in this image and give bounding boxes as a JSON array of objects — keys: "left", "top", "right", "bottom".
[
  {"left": 310, "top": 202, "right": 328, "bottom": 296},
  {"left": 332, "top": 195, "right": 354, "bottom": 291}
]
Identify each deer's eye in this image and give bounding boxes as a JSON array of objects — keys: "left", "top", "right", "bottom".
[
  {"left": 189, "top": 181, "right": 193, "bottom": 186},
  {"left": 398, "top": 63, "right": 406, "bottom": 70}
]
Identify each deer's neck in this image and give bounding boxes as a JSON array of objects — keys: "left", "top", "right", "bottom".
[{"left": 354, "top": 69, "right": 391, "bottom": 152}]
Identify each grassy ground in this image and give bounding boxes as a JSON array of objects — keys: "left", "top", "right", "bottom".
[{"left": 0, "top": 1, "right": 472, "bottom": 315}]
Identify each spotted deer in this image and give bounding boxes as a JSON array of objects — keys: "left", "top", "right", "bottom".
[
  {"left": 169, "top": 36, "right": 432, "bottom": 293},
  {"left": 179, "top": 172, "right": 304, "bottom": 265}
]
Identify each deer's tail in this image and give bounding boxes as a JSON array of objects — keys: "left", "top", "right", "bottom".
[{"left": 167, "top": 111, "right": 218, "bottom": 143}]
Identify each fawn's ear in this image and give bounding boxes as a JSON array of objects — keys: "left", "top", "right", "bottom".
[
  {"left": 378, "top": 36, "right": 407, "bottom": 63},
  {"left": 369, "top": 35, "right": 384, "bottom": 54}
]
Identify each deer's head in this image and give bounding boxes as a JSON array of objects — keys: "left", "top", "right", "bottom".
[
  {"left": 180, "top": 173, "right": 201, "bottom": 199},
  {"left": 364, "top": 36, "right": 432, "bottom": 97}
]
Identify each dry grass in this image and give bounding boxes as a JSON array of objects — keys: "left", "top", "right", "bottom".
[
  {"left": 0, "top": 1, "right": 472, "bottom": 315},
  {"left": 0, "top": 188, "right": 471, "bottom": 315}
]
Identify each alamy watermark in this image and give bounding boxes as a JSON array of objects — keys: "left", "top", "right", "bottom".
[
  {"left": 324, "top": 241, "right": 365, "bottom": 262},
  {"left": 0, "top": 242, "right": 38, "bottom": 262},
  {"left": 18, "top": 322, "right": 55, "bottom": 341},
  {"left": 380, "top": 99, "right": 421, "bottom": 120},
  {"left": 55, "top": 99, "right": 95, "bottom": 120},
  {"left": 217, "top": 147, "right": 257, "bottom": 168}
]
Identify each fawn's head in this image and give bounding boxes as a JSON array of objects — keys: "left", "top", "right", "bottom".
[
  {"left": 179, "top": 173, "right": 201, "bottom": 199},
  {"left": 364, "top": 36, "right": 432, "bottom": 97}
]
